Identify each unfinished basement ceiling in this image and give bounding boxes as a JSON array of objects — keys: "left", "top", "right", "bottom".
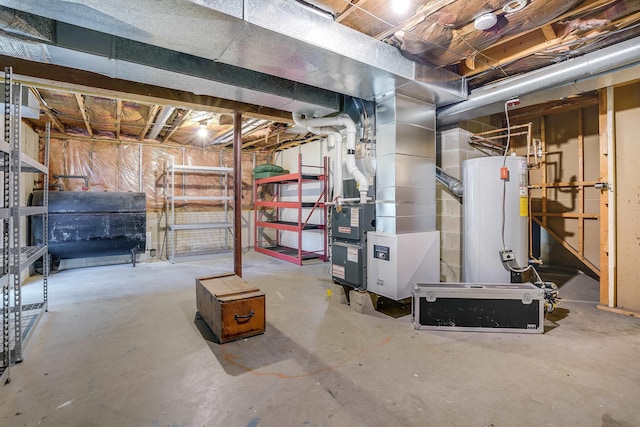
[
  {"left": 2, "top": 0, "right": 640, "bottom": 150},
  {"left": 23, "top": 87, "right": 317, "bottom": 152},
  {"left": 311, "top": 0, "right": 640, "bottom": 88}
]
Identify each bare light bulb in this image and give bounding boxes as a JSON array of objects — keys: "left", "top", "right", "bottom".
[
  {"left": 392, "top": 0, "right": 411, "bottom": 14},
  {"left": 197, "top": 125, "right": 208, "bottom": 138}
]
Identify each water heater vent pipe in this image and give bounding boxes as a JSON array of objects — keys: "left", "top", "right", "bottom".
[{"left": 435, "top": 166, "right": 463, "bottom": 200}]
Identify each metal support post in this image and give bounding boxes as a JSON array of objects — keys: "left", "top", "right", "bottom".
[
  {"left": 9, "top": 74, "right": 23, "bottom": 362},
  {"left": 233, "top": 111, "right": 242, "bottom": 277},
  {"left": 2, "top": 67, "right": 11, "bottom": 375},
  {"left": 43, "top": 123, "right": 50, "bottom": 309}
]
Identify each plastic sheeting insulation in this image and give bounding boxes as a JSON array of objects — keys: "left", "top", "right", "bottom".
[{"left": 46, "top": 138, "right": 267, "bottom": 211}]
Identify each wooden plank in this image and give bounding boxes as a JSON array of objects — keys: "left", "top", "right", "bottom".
[
  {"left": 139, "top": 104, "right": 159, "bottom": 141},
  {"left": 606, "top": 87, "right": 616, "bottom": 308},
  {"left": 541, "top": 116, "right": 548, "bottom": 228},
  {"left": 531, "top": 212, "right": 598, "bottom": 219},
  {"left": 467, "top": 0, "right": 617, "bottom": 53},
  {"left": 598, "top": 89, "right": 609, "bottom": 306},
  {"left": 611, "top": 83, "right": 640, "bottom": 310},
  {"left": 597, "top": 305, "right": 640, "bottom": 319},
  {"left": 115, "top": 99, "right": 122, "bottom": 140},
  {"left": 73, "top": 93, "right": 93, "bottom": 137},
  {"left": 532, "top": 216, "right": 599, "bottom": 276},
  {"left": 457, "top": 0, "right": 628, "bottom": 77},
  {"left": 336, "top": 0, "right": 369, "bottom": 22},
  {"left": 541, "top": 25, "right": 557, "bottom": 41},
  {"left": 535, "top": 181, "right": 597, "bottom": 188},
  {"left": 578, "top": 109, "right": 584, "bottom": 257},
  {"left": 458, "top": 30, "right": 551, "bottom": 77},
  {"left": 243, "top": 127, "right": 288, "bottom": 149},
  {"left": 374, "top": 0, "right": 457, "bottom": 40},
  {"left": 197, "top": 273, "right": 259, "bottom": 296},
  {"left": 274, "top": 135, "right": 323, "bottom": 151},
  {"left": 161, "top": 109, "right": 190, "bottom": 143},
  {"left": 31, "top": 88, "right": 66, "bottom": 134},
  {"left": 7, "top": 56, "right": 293, "bottom": 121},
  {"left": 222, "top": 121, "right": 271, "bottom": 148},
  {"left": 508, "top": 96, "right": 599, "bottom": 124}
]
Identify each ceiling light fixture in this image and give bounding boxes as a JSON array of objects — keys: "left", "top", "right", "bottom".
[
  {"left": 503, "top": 0, "right": 527, "bottom": 14},
  {"left": 474, "top": 13, "right": 498, "bottom": 31},
  {"left": 197, "top": 123, "right": 208, "bottom": 138},
  {"left": 392, "top": 0, "right": 411, "bottom": 14}
]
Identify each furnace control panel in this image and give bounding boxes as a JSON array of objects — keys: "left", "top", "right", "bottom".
[{"left": 373, "top": 245, "right": 390, "bottom": 261}]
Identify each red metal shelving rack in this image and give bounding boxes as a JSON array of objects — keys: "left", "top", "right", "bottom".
[{"left": 254, "top": 154, "right": 328, "bottom": 265}]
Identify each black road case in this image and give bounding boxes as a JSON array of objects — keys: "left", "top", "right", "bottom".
[{"left": 412, "top": 283, "right": 544, "bottom": 333}]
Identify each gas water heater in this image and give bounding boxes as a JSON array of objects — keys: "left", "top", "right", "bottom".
[{"left": 462, "top": 156, "right": 528, "bottom": 283}]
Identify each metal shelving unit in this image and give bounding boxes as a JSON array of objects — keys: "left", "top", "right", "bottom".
[
  {"left": 1, "top": 67, "right": 49, "bottom": 385},
  {"left": 254, "top": 154, "right": 328, "bottom": 265},
  {"left": 165, "top": 157, "right": 233, "bottom": 263}
]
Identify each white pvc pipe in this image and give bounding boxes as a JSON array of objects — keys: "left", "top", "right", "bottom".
[
  {"left": 293, "top": 114, "right": 369, "bottom": 203},
  {"left": 293, "top": 115, "right": 344, "bottom": 202},
  {"left": 318, "top": 129, "right": 343, "bottom": 202}
]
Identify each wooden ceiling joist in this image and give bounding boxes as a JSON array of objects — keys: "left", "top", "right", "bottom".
[
  {"left": 3, "top": 56, "right": 294, "bottom": 122},
  {"left": 458, "top": 11, "right": 640, "bottom": 78},
  {"left": 115, "top": 99, "right": 122, "bottom": 140},
  {"left": 456, "top": 0, "right": 627, "bottom": 77},
  {"left": 139, "top": 104, "right": 159, "bottom": 141},
  {"left": 222, "top": 121, "right": 271, "bottom": 149},
  {"left": 31, "top": 88, "right": 66, "bottom": 134},
  {"left": 73, "top": 93, "right": 93, "bottom": 137},
  {"left": 161, "top": 109, "right": 190, "bottom": 143},
  {"left": 336, "top": 0, "right": 369, "bottom": 23},
  {"left": 541, "top": 25, "right": 557, "bottom": 42},
  {"left": 374, "top": 0, "right": 456, "bottom": 40},
  {"left": 242, "top": 128, "right": 287, "bottom": 150}
]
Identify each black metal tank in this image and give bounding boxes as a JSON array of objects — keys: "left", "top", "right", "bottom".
[{"left": 29, "top": 191, "right": 146, "bottom": 260}]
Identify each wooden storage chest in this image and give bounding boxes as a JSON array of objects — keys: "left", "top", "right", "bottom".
[{"left": 196, "top": 273, "right": 266, "bottom": 343}]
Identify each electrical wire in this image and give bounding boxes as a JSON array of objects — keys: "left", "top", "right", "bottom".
[
  {"left": 500, "top": 100, "right": 512, "bottom": 249},
  {"left": 338, "top": 0, "right": 508, "bottom": 74},
  {"left": 502, "top": 101, "right": 512, "bottom": 166}
]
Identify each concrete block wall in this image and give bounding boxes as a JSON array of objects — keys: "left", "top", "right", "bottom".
[{"left": 436, "top": 127, "right": 485, "bottom": 282}]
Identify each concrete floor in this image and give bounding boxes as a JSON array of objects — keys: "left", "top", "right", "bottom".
[{"left": 1, "top": 253, "right": 639, "bottom": 427}]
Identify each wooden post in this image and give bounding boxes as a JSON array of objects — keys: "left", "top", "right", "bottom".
[
  {"left": 540, "top": 116, "right": 548, "bottom": 228},
  {"left": 233, "top": 111, "right": 243, "bottom": 278},
  {"left": 598, "top": 89, "right": 610, "bottom": 306},
  {"left": 577, "top": 109, "right": 584, "bottom": 257}
]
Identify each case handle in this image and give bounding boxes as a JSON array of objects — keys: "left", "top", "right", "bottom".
[{"left": 234, "top": 310, "right": 255, "bottom": 323}]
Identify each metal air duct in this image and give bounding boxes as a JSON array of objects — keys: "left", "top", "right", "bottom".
[
  {"left": 437, "top": 37, "right": 640, "bottom": 125},
  {"left": 375, "top": 91, "right": 436, "bottom": 234},
  {"left": 0, "top": 0, "right": 466, "bottom": 108},
  {"left": 0, "top": 6, "right": 53, "bottom": 42},
  {"left": 436, "top": 166, "right": 463, "bottom": 200}
]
